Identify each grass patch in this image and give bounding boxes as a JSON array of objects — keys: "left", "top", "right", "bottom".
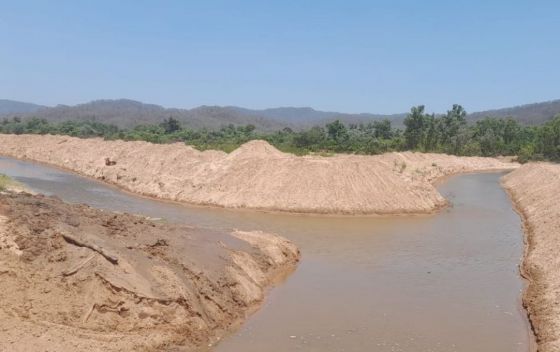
[{"left": 0, "top": 174, "right": 20, "bottom": 191}]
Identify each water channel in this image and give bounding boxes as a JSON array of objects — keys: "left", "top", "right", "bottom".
[{"left": 0, "top": 156, "right": 532, "bottom": 352}]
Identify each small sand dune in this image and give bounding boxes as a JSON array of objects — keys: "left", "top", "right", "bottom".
[
  {"left": 0, "top": 135, "right": 518, "bottom": 215},
  {"left": 503, "top": 163, "right": 560, "bottom": 352}
]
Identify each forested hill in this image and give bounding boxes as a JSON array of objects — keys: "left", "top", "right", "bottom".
[
  {"left": 1, "top": 98, "right": 560, "bottom": 130},
  {"left": 0, "top": 100, "right": 289, "bottom": 131},
  {"left": 0, "top": 99, "right": 402, "bottom": 131},
  {"left": 0, "top": 100, "right": 45, "bottom": 115},
  {"left": 468, "top": 100, "right": 560, "bottom": 125}
]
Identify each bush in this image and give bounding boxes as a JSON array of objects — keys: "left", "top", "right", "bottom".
[{"left": 516, "top": 145, "right": 535, "bottom": 164}]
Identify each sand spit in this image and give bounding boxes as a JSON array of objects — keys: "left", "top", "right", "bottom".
[
  {"left": 503, "top": 164, "right": 560, "bottom": 352},
  {"left": 0, "top": 135, "right": 518, "bottom": 215},
  {"left": 0, "top": 192, "right": 299, "bottom": 351}
]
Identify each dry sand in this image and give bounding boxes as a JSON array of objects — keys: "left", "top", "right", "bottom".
[
  {"left": 0, "top": 191, "right": 299, "bottom": 351},
  {"left": 0, "top": 134, "right": 518, "bottom": 215},
  {"left": 503, "top": 163, "right": 560, "bottom": 352}
]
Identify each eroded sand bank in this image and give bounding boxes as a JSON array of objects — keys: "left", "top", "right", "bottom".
[
  {"left": 0, "top": 191, "right": 299, "bottom": 351},
  {"left": 0, "top": 134, "right": 518, "bottom": 215},
  {"left": 503, "top": 164, "right": 560, "bottom": 352}
]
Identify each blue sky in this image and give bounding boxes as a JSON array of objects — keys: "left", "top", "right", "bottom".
[{"left": 1, "top": 0, "right": 559, "bottom": 114}]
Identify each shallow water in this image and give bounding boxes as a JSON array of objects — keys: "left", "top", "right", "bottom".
[{"left": 0, "top": 157, "right": 532, "bottom": 351}]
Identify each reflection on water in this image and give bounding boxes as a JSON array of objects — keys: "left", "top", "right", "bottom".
[{"left": 0, "top": 157, "right": 531, "bottom": 351}]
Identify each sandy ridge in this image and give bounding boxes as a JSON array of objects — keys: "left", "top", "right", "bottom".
[
  {"left": 0, "top": 134, "right": 518, "bottom": 215},
  {"left": 502, "top": 164, "right": 560, "bottom": 352}
]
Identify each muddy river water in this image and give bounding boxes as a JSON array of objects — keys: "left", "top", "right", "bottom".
[{"left": 0, "top": 156, "right": 533, "bottom": 351}]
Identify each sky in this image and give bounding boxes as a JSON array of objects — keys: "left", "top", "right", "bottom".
[{"left": 1, "top": 0, "right": 559, "bottom": 114}]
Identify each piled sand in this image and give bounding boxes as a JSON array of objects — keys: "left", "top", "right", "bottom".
[
  {"left": 0, "top": 192, "right": 299, "bottom": 351},
  {"left": 0, "top": 135, "right": 518, "bottom": 214},
  {"left": 503, "top": 164, "right": 560, "bottom": 352}
]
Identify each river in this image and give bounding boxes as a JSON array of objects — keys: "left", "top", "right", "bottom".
[{"left": 0, "top": 156, "right": 533, "bottom": 351}]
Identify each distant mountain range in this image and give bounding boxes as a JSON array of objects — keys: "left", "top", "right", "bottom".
[{"left": 1, "top": 98, "right": 559, "bottom": 131}]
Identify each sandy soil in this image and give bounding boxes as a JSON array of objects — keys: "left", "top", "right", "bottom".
[
  {"left": 0, "top": 135, "right": 518, "bottom": 215},
  {"left": 0, "top": 191, "right": 299, "bottom": 351},
  {"left": 502, "top": 163, "right": 560, "bottom": 352}
]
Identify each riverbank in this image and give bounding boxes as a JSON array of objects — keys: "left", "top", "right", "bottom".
[
  {"left": 0, "top": 155, "right": 536, "bottom": 351},
  {"left": 0, "top": 191, "right": 299, "bottom": 351},
  {"left": 0, "top": 134, "right": 518, "bottom": 215},
  {"left": 0, "top": 173, "right": 28, "bottom": 193},
  {"left": 502, "top": 164, "right": 560, "bottom": 352}
]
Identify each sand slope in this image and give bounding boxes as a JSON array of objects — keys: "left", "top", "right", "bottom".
[
  {"left": 0, "top": 192, "right": 299, "bottom": 351},
  {"left": 0, "top": 135, "right": 518, "bottom": 214},
  {"left": 503, "top": 164, "right": 560, "bottom": 352}
]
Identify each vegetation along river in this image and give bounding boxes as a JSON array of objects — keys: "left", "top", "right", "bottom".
[{"left": 0, "top": 156, "right": 533, "bottom": 352}]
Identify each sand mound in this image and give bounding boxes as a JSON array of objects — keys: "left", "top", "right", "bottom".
[
  {"left": 0, "top": 192, "right": 299, "bottom": 351},
  {"left": 227, "top": 140, "right": 286, "bottom": 159},
  {"left": 0, "top": 135, "right": 518, "bottom": 215},
  {"left": 502, "top": 163, "right": 560, "bottom": 352}
]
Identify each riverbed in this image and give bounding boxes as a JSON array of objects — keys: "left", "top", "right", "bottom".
[{"left": 0, "top": 156, "right": 533, "bottom": 351}]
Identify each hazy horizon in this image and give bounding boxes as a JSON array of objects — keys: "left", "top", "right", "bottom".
[{"left": 2, "top": 1, "right": 560, "bottom": 114}]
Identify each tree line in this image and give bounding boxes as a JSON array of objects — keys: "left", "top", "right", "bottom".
[{"left": 2, "top": 105, "right": 560, "bottom": 162}]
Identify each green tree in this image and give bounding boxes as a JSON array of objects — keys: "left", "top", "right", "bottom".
[
  {"left": 442, "top": 104, "right": 467, "bottom": 154},
  {"left": 403, "top": 106, "right": 426, "bottom": 150},
  {"left": 372, "top": 119, "right": 393, "bottom": 139},
  {"left": 160, "top": 117, "right": 181, "bottom": 134},
  {"left": 423, "top": 114, "right": 439, "bottom": 151},
  {"left": 326, "top": 120, "right": 348, "bottom": 142},
  {"left": 536, "top": 115, "right": 560, "bottom": 160},
  {"left": 293, "top": 126, "right": 326, "bottom": 149}
]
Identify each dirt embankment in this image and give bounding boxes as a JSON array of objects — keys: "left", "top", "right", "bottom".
[
  {"left": 502, "top": 163, "right": 560, "bottom": 352},
  {"left": 0, "top": 135, "right": 518, "bottom": 215},
  {"left": 0, "top": 192, "right": 299, "bottom": 351}
]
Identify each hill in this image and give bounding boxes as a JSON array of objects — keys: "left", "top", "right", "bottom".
[
  {"left": 6, "top": 100, "right": 292, "bottom": 131},
  {"left": 230, "top": 106, "right": 405, "bottom": 127},
  {"left": 0, "top": 99, "right": 45, "bottom": 115},
  {"left": 2, "top": 98, "right": 560, "bottom": 130},
  {"left": 0, "top": 99, "right": 403, "bottom": 130},
  {"left": 468, "top": 99, "right": 560, "bottom": 125}
]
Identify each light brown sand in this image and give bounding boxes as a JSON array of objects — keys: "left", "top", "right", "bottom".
[
  {"left": 0, "top": 135, "right": 518, "bottom": 215},
  {"left": 0, "top": 192, "right": 299, "bottom": 351},
  {"left": 503, "top": 163, "right": 560, "bottom": 352}
]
